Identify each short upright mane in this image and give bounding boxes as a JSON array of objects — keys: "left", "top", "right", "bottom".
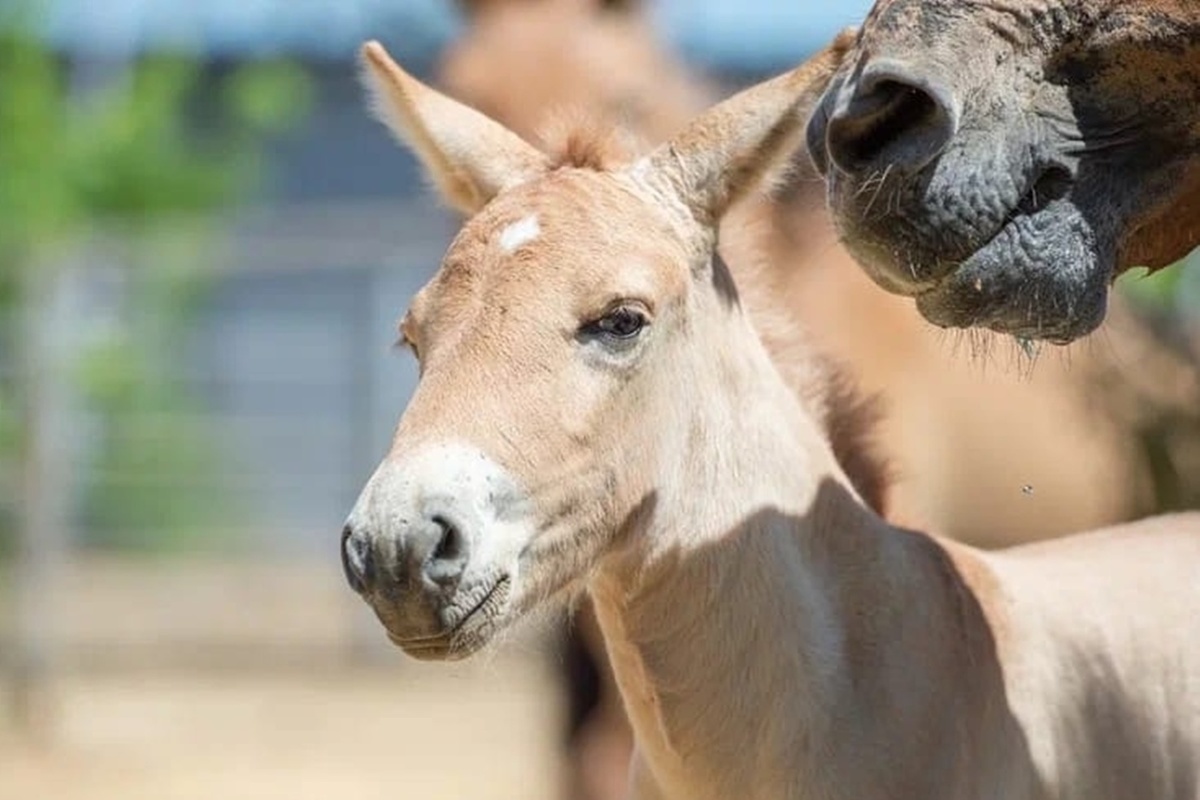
[{"left": 536, "top": 111, "right": 642, "bottom": 171}]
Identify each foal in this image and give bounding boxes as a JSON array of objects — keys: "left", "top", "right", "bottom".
[{"left": 344, "top": 41, "right": 1200, "bottom": 800}]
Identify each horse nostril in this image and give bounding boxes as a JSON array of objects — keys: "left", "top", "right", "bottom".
[
  {"left": 424, "top": 515, "right": 469, "bottom": 588},
  {"left": 825, "top": 65, "right": 956, "bottom": 177},
  {"left": 1016, "top": 165, "right": 1074, "bottom": 215},
  {"left": 341, "top": 524, "right": 374, "bottom": 595}
]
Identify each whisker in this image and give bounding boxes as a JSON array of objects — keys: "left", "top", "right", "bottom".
[{"left": 862, "top": 163, "right": 895, "bottom": 219}]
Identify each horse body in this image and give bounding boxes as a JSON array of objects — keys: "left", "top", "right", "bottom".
[{"left": 597, "top": 507, "right": 1200, "bottom": 799}]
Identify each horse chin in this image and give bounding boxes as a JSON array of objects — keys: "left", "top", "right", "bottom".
[
  {"left": 389, "top": 632, "right": 497, "bottom": 662},
  {"left": 914, "top": 202, "right": 1110, "bottom": 344},
  {"left": 388, "top": 633, "right": 479, "bottom": 662}
]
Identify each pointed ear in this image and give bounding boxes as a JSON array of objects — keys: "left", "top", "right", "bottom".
[
  {"left": 637, "top": 30, "right": 855, "bottom": 225},
  {"left": 360, "top": 40, "right": 549, "bottom": 214}
]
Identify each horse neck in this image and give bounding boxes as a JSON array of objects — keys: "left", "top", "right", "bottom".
[{"left": 587, "top": 323, "right": 1008, "bottom": 799}]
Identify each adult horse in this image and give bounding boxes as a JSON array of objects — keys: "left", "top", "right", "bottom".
[{"left": 807, "top": 0, "right": 1200, "bottom": 343}]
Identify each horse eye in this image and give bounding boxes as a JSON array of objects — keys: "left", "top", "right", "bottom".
[{"left": 583, "top": 307, "right": 648, "bottom": 341}]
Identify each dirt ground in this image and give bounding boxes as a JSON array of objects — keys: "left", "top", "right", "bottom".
[{"left": 0, "top": 557, "right": 569, "bottom": 800}]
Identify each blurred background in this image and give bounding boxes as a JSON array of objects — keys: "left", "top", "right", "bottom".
[{"left": 0, "top": 1, "right": 1197, "bottom": 799}]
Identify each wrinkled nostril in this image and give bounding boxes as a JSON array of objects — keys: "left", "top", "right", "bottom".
[
  {"left": 1016, "top": 165, "right": 1074, "bottom": 215},
  {"left": 424, "top": 515, "right": 468, "bottom": 588},
  {"left": 430, "top": 516, "right": 463, "bottom": 562},
  {"left": 826, "top": 68, "right": 956, "bottom": 177},
  {"left": 342, "top": 524, "right": 373, "bottom": 595}
]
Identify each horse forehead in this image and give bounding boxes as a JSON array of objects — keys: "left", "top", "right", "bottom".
[
  {"left": 861, "top": 0, "right": 931, "bottom": 35},
  {"left": 442, "top": 173, "right": 661, "bottom": 287},
  {"left": 859, "top": 0, "right": 991, "bottom": 45}
]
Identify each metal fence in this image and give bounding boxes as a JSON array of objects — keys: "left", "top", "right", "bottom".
[{"left": 1, "top": 198, "right": 466, "bottom": 719}]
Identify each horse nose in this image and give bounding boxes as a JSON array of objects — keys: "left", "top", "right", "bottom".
[
  {"left": 342, "top": 524, "right": 374, "bottom": 594},
  {"left": 416, "top": 515, "right": 469, "bottom": 589},
  {"left": 821, "top": 60, "right": 957, "bottom": 177},
  {"left": 340, "top": 514, "right": 470, "bottom": 596}
]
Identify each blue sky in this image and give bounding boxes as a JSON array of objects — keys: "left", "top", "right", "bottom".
[{"left": 40, "top": 0, "right": 875, "bottom": 70}]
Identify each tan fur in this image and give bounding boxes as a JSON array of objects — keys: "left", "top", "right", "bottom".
[
  {"left": 541, "top": 117, "right": 630, "bottom": 171},
  {"left": 351, "top": 42, "right": 1200, "bottom": 800},
  {"left": 439, "top": 0, "right": 712, "bottom": 147}
]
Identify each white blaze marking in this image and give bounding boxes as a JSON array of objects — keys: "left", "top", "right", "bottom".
[{"left": 499, "top": 214, "right": 540, "bottom": 253}]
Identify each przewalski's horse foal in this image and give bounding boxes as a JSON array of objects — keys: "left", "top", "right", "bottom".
[{"left": 345, "top": 41, "right": 1200, "bottom": 800}]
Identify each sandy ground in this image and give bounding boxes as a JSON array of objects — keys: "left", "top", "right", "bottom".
[{"left": 0, "top": 557, "right": 569, "bottom": 800}]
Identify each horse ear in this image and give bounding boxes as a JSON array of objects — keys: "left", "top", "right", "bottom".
[
  {"left": 638, "top": 30, "right": 855, "bottom": 225},
  {"left": 360, "top": 40, "right": 549, "bottom": 214}
]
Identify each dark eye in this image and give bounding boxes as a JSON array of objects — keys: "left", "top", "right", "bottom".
[{"left": 581, "top": 306, "right": 648, "bottom": 342}]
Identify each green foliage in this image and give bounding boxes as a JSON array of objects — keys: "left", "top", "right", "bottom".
[
  {"left": 74, "top": 230, "right": 241, "bottom": 551},
  {"left": 1117, "top": 251, "right": 1200, "bottom": 319},
  {"left": 0, "top": 379, "right": 14, "bottom": 454},
  {"left": 1117, "top": 264, "right": 1185, "bottom": 307},
  {"left": 77, "top": 337, "right": 233, "bottom": 552},
  {"left": 223, "top": 59, "right": 313, "bottom": 135},
  {"left": 0, "top": 10, "right": 311, "bottom": 552},
  {"left": 0, "top": 27, "right": 76, "bottom": 241}
]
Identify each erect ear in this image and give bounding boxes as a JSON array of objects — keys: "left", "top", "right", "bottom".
[
  {"left": 636, "top": 29, "right": 856, "bottom": 225},
  {"left": 360, "top": 40, "right": 549, "bottom": 214}
]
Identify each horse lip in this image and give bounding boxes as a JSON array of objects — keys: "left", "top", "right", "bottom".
[
  {"left": 915, "top": 256, "right": 1094, "bottom": 345},
  {"left": 910, "top": 180, "right": 1075, "bottom": 318},
  {"left": 384, "top": 574, "right": 512, "bottom": 655},
  {"left": 841, "top": 228, "right": 954, "bottom": 297}
]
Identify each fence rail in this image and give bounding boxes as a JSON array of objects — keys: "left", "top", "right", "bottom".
[{"left": 1, "top": 198, "right": 464, "bottom": 734}]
